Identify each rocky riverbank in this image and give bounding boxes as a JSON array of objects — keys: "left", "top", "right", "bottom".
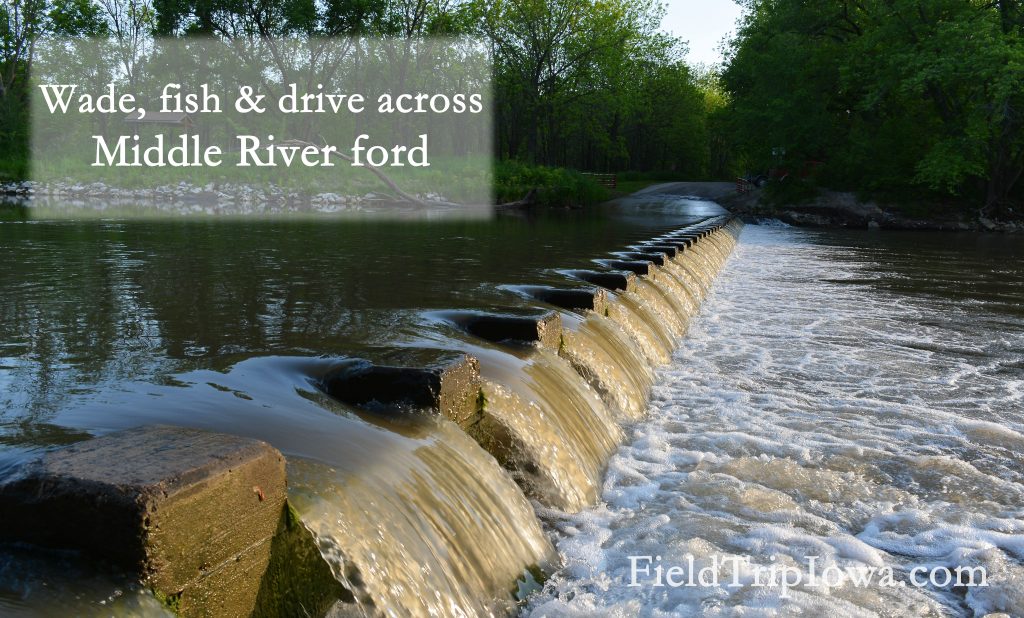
[
  {"left": 0, "top": 180, "right": 449, "bottom": 214},
  {"left": 637, "top": 182, "right": 1022, "bottom": 233}
]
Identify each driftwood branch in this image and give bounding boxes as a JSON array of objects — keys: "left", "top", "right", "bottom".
[{"left": 496, "top": 188, "right": 538, "bottom": 209}]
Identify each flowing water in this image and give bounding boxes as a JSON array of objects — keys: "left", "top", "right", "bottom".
[
  {"left": 560, "top": 313, "right": 655, "bottom": 420},
  {"left": 0, "top": 197, "right": 730, "bottom": 615},
  {"left": 525, "top": 224, "right": 1024, "bottom": 617},
  {"left": 286, "top": 418, "right": 555, "bottom": 617},
  {"left": 4, "top": 188, "right": 1019, "bottom": 618}
]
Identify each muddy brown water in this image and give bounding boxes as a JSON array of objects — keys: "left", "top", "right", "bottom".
[
  {"left": 0, "top": 195, "right": 727, "bottom": 615},
  {"left": 3, "top": 189, "right": 1018, "bottom": 617}
]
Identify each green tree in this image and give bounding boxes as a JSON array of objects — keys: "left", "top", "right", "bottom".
[
  {"left": 0, "top": 0, "right": 105, "bottom": 179},
  {"left": 2, "top": 0, "right": 105, "bottom": 94},
  {"left": 475, "top": 0, "right": 714, "bottom": 175},
  {"left": 724, "top": 0, "right": 1024, "bottom": 212}
]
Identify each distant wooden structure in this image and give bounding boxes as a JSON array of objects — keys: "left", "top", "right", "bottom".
[
  {"left": 123, "top": 111, "right": 195, "bottom": 132},
  {"left": 583, "top": 173, "right": 617, "bottom": 189}
]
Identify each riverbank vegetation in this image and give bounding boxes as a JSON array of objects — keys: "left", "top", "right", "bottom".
[
  {"left": 723, "top": 0, "right": 1023, "bottom": 217},
  {"left": 1, "top": 0, "right": 726, "bottom": 205},
  {"left": 494, "top": 161, "right": 609, "bottom": 208},
  {"left": 3, "top": 0, "right": 1020, "bottom": 214}
]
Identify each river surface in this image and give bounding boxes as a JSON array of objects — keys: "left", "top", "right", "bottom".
[
  {"left": 0, "top": 198, "right": 720, "bottom": 468},
  {"left": 0, "top": 195, "right": 724, "bottom": 616},
  {"left": 526, "top": 223, "right": 1024, "bottom": 617},
  {"left": 1, "top": 191, "right": 1022, "bottom": 617}
]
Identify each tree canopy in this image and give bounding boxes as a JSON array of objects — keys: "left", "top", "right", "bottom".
[
  {"left": 723, "top": 0, "right": 1024, "bottom": 212},
  {"left": 1, "top": 0, "right": 722, "bottom": 182},
  {"left": 5, "top": 0, "right": 1019, "bottom": 213}
]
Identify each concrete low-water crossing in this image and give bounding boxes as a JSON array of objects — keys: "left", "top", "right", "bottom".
[{"left": 0, "top": 195, "right": 741, "bottom": 616}]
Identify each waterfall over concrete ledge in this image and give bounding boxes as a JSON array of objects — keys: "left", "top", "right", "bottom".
[{"left": 0, "top": 216, "right": 742, "bottom": 617}]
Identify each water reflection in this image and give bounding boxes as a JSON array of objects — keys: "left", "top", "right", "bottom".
[{"left": 0, "top": 204, "right": 716, "bottom": 451}]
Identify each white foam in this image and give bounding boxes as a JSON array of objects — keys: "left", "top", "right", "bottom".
[{"left": 525, "top": 225, "right": 1024, "bottom": 617}]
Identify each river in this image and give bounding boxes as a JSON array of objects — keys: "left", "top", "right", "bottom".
[
  {"left": 1, "top": 191, "right": 1021, "bottom": 617},
  {"left": 526, "top": 223, "right": 1024, "bottom": 617}
]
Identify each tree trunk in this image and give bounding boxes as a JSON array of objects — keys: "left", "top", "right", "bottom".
[{"left": 984, "top": 108, "right": 1024, "bottom": 210}]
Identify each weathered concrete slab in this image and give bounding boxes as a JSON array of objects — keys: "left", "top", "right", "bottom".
[
  {"left": 0, "top": 425, "right": 287, "bottom": 617},
  {"left": 596, "top": 259, "right": 655, "bottom": 277},
  {"left": 614, "top": 251, "right": 667, "bottom": 266},
  {"left": 634, "top": 244, "right": 681, "bottom": 258},
  {"left": 659, "top": 237, "right": 695, "bottom": 248},
  {"left": 320, "top": 349, "right": 483, "bottom": 428},
  {"left": 666, "top": 231, "right": 701, "bottom": 241},
  {"left": 563, "top": 269, "right": 637, "bottom": 293},
  {"left": 651, "top": 243, "right": 685, "bottom": 255},
  {"left": 437, "top": 310, "right": 562, "bottom": 350},
  {"left": 516, "top": 285, "right": 610, "bottom": 316}
]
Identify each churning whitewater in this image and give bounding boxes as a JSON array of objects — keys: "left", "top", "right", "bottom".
[{"left": 526, "top": 224, "right": 1024, "bottom": 617}]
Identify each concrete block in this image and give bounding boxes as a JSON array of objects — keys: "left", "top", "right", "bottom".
[
  {"left": 665, "top": 232, "right": 700, "bottom": 242},
  {"left": 633, "top": 244, "right": 680, "bottom": 258},
  {"left": 516, "top": 285, "right": 610, "bottom": 316},
  {"left": 563, "top": 269, "right": 637, "bottom": 293},
  {"left": 659, "top": 237, "right": 695, "bottom": 248},
  {"left": 320, "top": 349, "right": 483, "bottom": 428},
  {"left": 596, "top": 259, "right": 655, "bottom": 277},
  {"left": 0, "top": 425, "right": 287, "bottom": 617},
  {"left": 614, "top": 251, "right": 667, "bottom": 266},
  {"left": 436, "top": 310, "right": 562, "bottom": 350}
]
